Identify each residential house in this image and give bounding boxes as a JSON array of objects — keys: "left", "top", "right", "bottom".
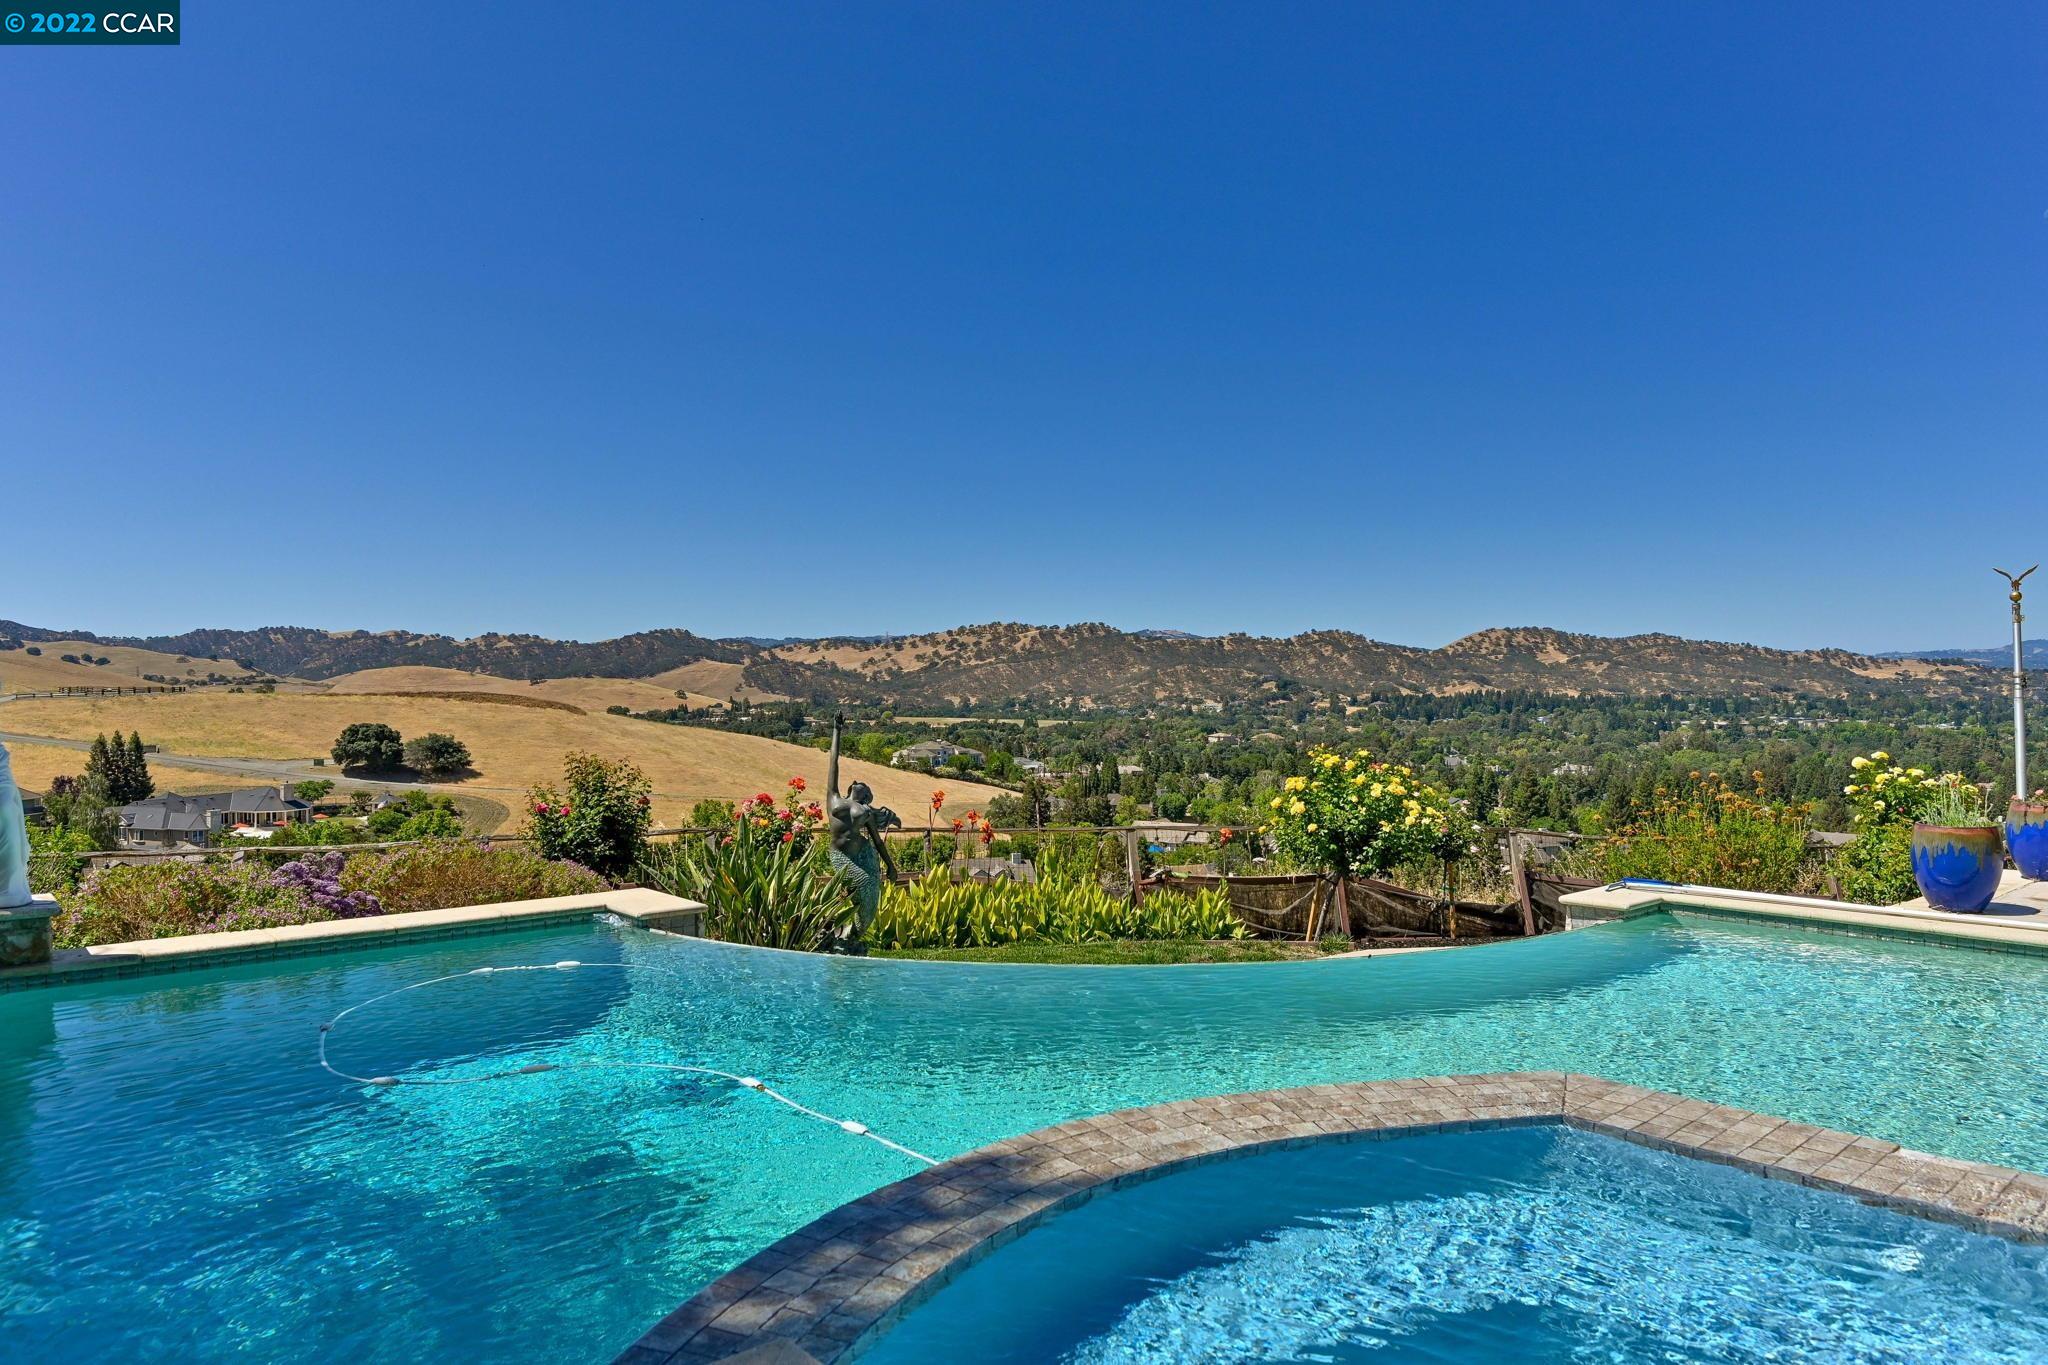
[
  {"left": 119, "top": 787, "right": 313, "bottom": 848},
  {"left": 891, "top": 740, "right": 985, "bottom": 770}
]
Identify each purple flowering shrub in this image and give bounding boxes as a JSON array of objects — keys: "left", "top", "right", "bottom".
[
  {"left": 54, "top": 861, "right": 331, "bottom": 949},
  {"left": 52, "top": 843, "right": 609, "bottom": 950},
  {"left": 270, "top": 851, "right": 383, "bottom": 918}
]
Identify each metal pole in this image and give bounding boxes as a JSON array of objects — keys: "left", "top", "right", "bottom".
[{"left": 1997, "top": 566, "right": 2037, "bottom": 799}]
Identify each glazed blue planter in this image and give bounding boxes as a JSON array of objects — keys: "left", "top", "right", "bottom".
[
  {"left": 1910, "top": 824, "right": 2004, "bottom": 913},
  {"left": 2010, "top": 800, "right": 2048, "bottom": 881}
]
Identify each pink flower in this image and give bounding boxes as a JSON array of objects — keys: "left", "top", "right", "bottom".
[
  {"left": 556, "top": 805, "right": 571, "bottom": 817},
  {"left": 532, "top": 803, "right": 548, "bottom": 816}
]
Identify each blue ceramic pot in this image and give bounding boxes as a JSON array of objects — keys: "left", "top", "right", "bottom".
[
  {"left": 2009, "top": 800, "right": 2048, "bottom": 881},
  {"left": 1910, "top": 824, "right": 2004, "bottom": 913}
]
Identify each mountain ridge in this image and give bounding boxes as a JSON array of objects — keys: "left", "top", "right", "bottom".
[{"left": 2, "top": 618, "right": 2000, "bottom": 709}]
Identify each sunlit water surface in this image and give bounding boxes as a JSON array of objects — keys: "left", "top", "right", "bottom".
[
  {"left": 865, "top": 1126, "right": 2048, "bottom": 1365},
  {"left": 2, "top": 910, "right": 2045, "bottom": 1360}
]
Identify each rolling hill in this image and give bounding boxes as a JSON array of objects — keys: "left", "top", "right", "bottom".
[
  {"left": 5, "top": 617, "right": 2004, "bottom": 712},
  {"left": 0, "top": 692, "right": 1004, "bottom": 827}
]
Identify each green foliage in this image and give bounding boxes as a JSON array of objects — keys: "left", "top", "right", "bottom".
[
  {"left": 641, "top": 829, "right": 848, "bottom": 951},
  {"left": 293, "top": 779, "right": 335, "bottom": 803},
  {"left": 339, "top": 841, "right": 608, "bottom": 913},
  {"left": 366, "top": 791, "right": 465, "bottom": 840},
  {"left": 1569, "top": 772, "right": 1818, "bottom": 894},
  {"left": 52, "top": 860, "right": 324, "bottom": 949},
  {"left": 870, "top": 872, "right": 1245, "bottom": 949},
  {"left": 50, "top": 841, "right": 610, "bottom": 949},
  {"left": 687, "top": 797, "right": 736, "bottom": 827},
  {"left": 83, "top": 730, "right": 153, "bottom": 805},
  {"left": 1264, "top": 748, "right": 1463, "bottom": 881},
  {"left": 40, "top": 773, "right": 119, "bottom": 848},
  {"left": 332, "top": 722, "right": 405, "bottom": 772},
  {"left": 1839, "top": 823, "right": 1919, "bottom": 906},
  {"left": 403, "top": 732, "right": 472, "bottom": 779},
  {"left": 26, "top": 822, "right": 98, "bottom": 895},
  {"left": 1919, "top": 778, "right": 1997, "bottom": 828},
  {"left": 526, "top": 752, "right": 652, "bottom": 878},
  {"left": 269, "top": 819, "right": 379, "bottom": 847}
]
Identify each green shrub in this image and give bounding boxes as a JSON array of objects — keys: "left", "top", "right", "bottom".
[
  {"left": 640, "top": 830, "right": 849, "bottom": 951},
  {"left": 1566, "top": 772, "right": 1817, "bottom": 894},
  {"left": 53, "top": 861, "right": 325, "bottom": 949},
  {"left": 340, "top": 841, "right": 608, "bottom": 914},
  {"left": 1838, "top": 823, "right": 1919, "bottom": 906},
  {"left": 27, "top": 823, "right": 98, "bottom": 896},
  {"left": 527, "top": 753, "right": 652, "bottom": 878},
  {"left": 870, "top": 872, "right": 1246, "bottom": 950}
]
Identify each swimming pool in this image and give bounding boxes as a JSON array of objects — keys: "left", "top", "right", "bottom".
[
  {"left": 4, "top": 909, "right": 2047, "bottom": 1360},
  {"left": 861, "top": 1125, "right": 2048, "bottom": 1364}
]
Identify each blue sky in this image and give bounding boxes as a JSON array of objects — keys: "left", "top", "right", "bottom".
[{"left": 3, "top": 4, "right": 2043, "bottom": 652}]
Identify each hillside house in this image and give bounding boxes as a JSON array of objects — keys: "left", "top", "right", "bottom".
[
  {"left": 891, "top": 740, "right": 984, "bottom": 770},
  {"left": 119, "top": 787, "right": 313, "bottom": 848}
]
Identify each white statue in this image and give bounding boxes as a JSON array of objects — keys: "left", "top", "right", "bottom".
[{"left": 0, "top": 739, "right": 32, "bottom": 909}]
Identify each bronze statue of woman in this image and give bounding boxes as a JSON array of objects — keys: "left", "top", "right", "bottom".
[{"left": 825, "top": 714, "right": 900, "bottom": 954}]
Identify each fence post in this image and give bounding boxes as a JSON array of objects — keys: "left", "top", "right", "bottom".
[
  {"left": 1509, "top": 833, "right": 1538, "bottom": 936},
  {"left": 1123, "top": 828, "right": 1142, "bottom": 904}
]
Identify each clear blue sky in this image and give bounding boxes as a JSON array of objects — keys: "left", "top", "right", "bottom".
[{"left": 3, "top": 4, "right": 2043, "bottom": 652}]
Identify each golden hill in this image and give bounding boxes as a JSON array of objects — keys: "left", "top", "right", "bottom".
[
  {"left": 0, "top": 639, "right": 258, "bottom": 693},
  {"left": 0, "top": 692, "right": 1005, "bottom": 828}
]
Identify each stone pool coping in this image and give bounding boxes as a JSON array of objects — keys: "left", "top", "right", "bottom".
[
  {"left": 616, "top": 1071, "right": 2048, "bottom": 1365},
  {"left": 0, "top": 888, "right": 706, "bottom": 991},
  {"left": 1562, "top": 871, "right": 2048, "bottom": 952}
]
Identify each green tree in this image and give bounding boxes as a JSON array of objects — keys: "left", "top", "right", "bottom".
[
  {"left": 294, "top": 779, "right": 336, "bottom": 803},
  {"left": 332, "top": 722, "right": 405, "bottom": 772},
  {"left": 124, "top": 732, "right": 154, "bottom": 802},
  {"left": 42, "top": 774, "right": 119, "bottom": 848},
  {"left": 403, "top": 732, "right": 472, "bottom": 779},
  {"left": 367, "top": 792, "right": 466, "bottom": 840}
]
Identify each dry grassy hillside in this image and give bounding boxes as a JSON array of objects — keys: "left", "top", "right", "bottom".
[
  {"left": 322, "top": 666, "right": 721, "bottom": 712},
  {"left": 0, "top": 693, "right": 1006, "bottom": 827},
  {"left": 0, "top": 640, "right": 256, "bottom": 693},
  {"left": 647, "top": 659, "right": 781, "bottom": 702},
  {"left": 2, "top": 739, "right": 256, "bottom": 797}
]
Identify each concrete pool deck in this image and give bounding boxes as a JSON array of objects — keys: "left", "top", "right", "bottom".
[
  {"left": 617, "top": 1072, "right": 2048, "bottom": 1365},
  {"left": 1561, "top": 870, "right": 2048, "bottom": 952}
]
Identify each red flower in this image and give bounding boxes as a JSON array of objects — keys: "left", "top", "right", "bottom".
[
  {"left": 777, "top": 808, "right": 795, "bottom": 822},
  {"left": 805, "top": 802, "right": 823, "bottom": 819},
  {"left": 532, "top": 803, "right": 548, "bottom": 816},
  {"left": 780, "top": 830, "right": 795, "bottom": 844},
  {"left": 980, "top": 826, "right": 993, "bottom": 845},
  {"left": 556, "top": 805, "right": 571, "bottom": 817},
  {"left": 788, "top": 776, "right": 807, "bottom": 791},
  {"left": 931, "top": 790, "right": 946, "bottom": 809},
  {"left": 1219, "top": 828, "right": 1235, "bottom": 844},
  {"left": 950, "top": 819, "right": 964, "bottom": 833},
  {"left": 754, "top": 792, "right": 774, "bottom": 807}
]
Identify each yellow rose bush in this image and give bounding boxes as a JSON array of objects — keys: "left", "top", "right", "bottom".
[{"left": 1261, "top": 747, "right": 1466, "bottom": 885}]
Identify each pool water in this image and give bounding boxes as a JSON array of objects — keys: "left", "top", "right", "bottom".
[
  {"left": 862, "top": 1125, "right": 2048, "bottom": 1364},
  {"left": 3, "top": 910, "right": 2048, "bottom": 1361}
]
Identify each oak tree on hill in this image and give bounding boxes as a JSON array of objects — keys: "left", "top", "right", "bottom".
[{"left": 331, "top": 722, "right": 405, "bottom": 772}]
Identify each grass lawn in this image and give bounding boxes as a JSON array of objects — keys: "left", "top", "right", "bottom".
[{"left": 873, "top": 939, "right": 1346, "bottom": 964}]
